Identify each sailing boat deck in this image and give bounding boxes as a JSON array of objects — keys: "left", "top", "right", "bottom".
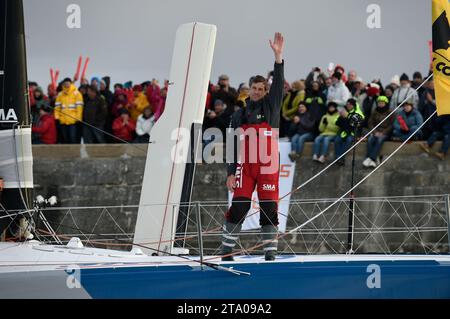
[{"left": 1, "top": 240, "right": 450, "bottom": 299}]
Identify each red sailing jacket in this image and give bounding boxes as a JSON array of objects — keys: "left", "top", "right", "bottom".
[{"left": 32, "top": 113, "right": 57, "bottom": 144}]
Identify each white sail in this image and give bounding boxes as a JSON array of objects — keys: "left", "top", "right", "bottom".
[{"left": 133, "top": 23, "right": 216, "bottom": 254}]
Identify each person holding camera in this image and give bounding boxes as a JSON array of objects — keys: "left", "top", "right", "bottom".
[
  {"left": 212, "top": 74, "right": 238, "bottom": 118},
  {"left": 362, "top": 96, "right": 394, "bottom": 168},
  {"left": 334, "top": 98, "right": 365, "bottom": 166}
]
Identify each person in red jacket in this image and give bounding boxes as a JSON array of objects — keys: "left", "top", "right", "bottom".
[
  {"left": 112, "top": 108, "right": 136, "bottom": 142},
  {"left": 32, "top": 104, "right": 57, "bottom": 144}
]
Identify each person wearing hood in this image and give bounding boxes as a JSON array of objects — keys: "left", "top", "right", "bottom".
[
  {"left": 237, "top": 83, "right": 250, "bottom": 104},
  {"left": 362, "top": 96, "right": 394, "bottom": 168},
  {"left": 32, "top": 103, "right": 57, "bottom": 144},
  {"left": 334, "top": 98, "right": 365, "bottom": 165},
  {"left": 111, "top": 89, "right": 129, "bottom": 119},
  {"left": 129, "top": 85, "right": 151, "bottom": 121},
  {"left": 82, "top": 85, "right": 107, "bottom": 144},
  {"left": 392, "top": 99, "right": 423, "bottom": 141},
  {"left": 100, "top": 77, "right": 114, "bottom": 107},
  {"left": 112, "top": 108, "right": 136, "bottom": 142},
  {"left": 31, "top": 86, "right": 49, "bottom": 126},
  {"left": 90, "top": 77, "right": 101, "bottom": 91},
  {"left": 145, "top": 81, "right": 164, "bottom": 121},
  {"left": 282, "top": 80, "right": 306, "bottom": 121},
  {"left": 288, "top": 101, "right": 315, "bottom": 161},
  {"left": 54, "top": 77, "right": 84, "bottom": 143},
  {"left": 327, "top": 72, "right": 351, "bottom": 107},
  {"left": 389, "top": 73, "right": 419, "bottom": 110},
  {"left": 312, "top": 101, "right": 340, "bottom": 163},
  {"left": 100, "top": 77, "right": 115, "bottom": 143},
  {"left": 134, "top": 105, "right": 156, "bottom": 143}
]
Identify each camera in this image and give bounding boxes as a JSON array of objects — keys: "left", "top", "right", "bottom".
[{"left": 349, "top": 113, "right": 364, "bottom": 128}]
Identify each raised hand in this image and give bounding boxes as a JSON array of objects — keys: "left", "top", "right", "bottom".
[{"left": 269, "top": 32, "right": 284, "bottom": 63}]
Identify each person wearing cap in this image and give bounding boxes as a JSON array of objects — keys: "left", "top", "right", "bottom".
[
  {"left": 384, "top": 85, "right": 395, "bottom": 104},
  {"left": 362, "top": 96, "right": 394, "bottom": 168},
  {"left": 54, "top": 77, "right": 84, "bottom": 143},
  {"left": 334, "top": 98, "right": 365, "bottom": 165},
  {"left": 327, "top": 71, "right": 351, "bottom": 107},
  {"left": 212, "top": 74, "right": 237, "bottom": 117},
  {"left": 112, "top": 108, "right": 136, "bottom": 142},
  {"left": 390, "top": 75, "right": 400, "bottom": 90},
  {"left": 392, "top": 99, "right": 423, "bottom": 142},
  {"left": 412, "top": 71, "right": 425, "bottom": 97},
  {"left": 389, "top": 73, "right": 419, "bottom": 110},
  {"left": 312, "top": 101, "right": 340, "bottom": 163},
  {"left": 32, "top": 103, "right": 57, "bottom": 144},
  {"left": 361, "top": 82, "right": 381, "bottom": 128}
]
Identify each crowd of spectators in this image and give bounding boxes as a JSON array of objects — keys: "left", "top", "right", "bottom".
[
  {"left": 201, "top": 65, "right": 449, "bottom": 167},
  {"left": 29, "top": 63, "right": 449, "bottom": 166},
  {"left": 30, "top": 76, "right": 165, "bottom": 145}
]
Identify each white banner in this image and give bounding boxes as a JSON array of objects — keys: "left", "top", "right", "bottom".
[{"left": 228, "top": 141, "right": 296, "bottom": 232}]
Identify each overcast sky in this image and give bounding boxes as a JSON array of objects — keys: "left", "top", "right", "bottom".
[{"left": 23, "top": 0, "right": 431, "bottom": 89}]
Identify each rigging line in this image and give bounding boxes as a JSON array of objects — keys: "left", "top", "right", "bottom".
[
  {"left": 23, "top": 194, "right": 447, "bottom": 211},
  {"left": 211, "top": 109, "right": 438, "bottom": 261},
  {"left": 37, "top": 213, "right": 223, "bottom": 247},
  {"left": 47, "top": 103, "right": 149, "bottom": 153},
  {"left": 278, "top": 73, "right": 434, "bottom": 202}
]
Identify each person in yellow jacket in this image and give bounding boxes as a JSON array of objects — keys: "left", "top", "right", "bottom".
[
  {"left": 282, "top": 80, "right": 305, "bottom": 121},
  {"left": 312, "top": 101, "right": 340, "bottom": 163},
  {"left": 54, "top": 78, "right": 84, "bottom": 143},
  {"left": 129, "top": 85, "right": 151, "bottom": 121}
]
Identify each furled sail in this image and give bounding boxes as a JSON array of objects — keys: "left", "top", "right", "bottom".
[{"left": 133, "top": 23, "right": 216, "bottom": 254}]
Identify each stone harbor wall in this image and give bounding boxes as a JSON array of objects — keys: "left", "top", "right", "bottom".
[{"left": 32, "top": 143, "right": 450, "bottom": 254}]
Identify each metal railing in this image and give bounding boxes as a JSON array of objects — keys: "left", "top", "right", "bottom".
[{"left": 28, "top": 194, "right": 450, "bottom": 256}]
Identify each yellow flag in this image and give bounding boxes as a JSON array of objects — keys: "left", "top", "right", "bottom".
[{"left": 432, "top": 0, "right": 450, "bottom": 115}]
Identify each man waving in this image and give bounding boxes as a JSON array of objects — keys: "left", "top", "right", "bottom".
[{"left": 222, "top": 33, "right": 285, "bottom": 261}]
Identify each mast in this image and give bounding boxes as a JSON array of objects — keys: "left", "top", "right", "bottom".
[{"left": 0, "top": 0, "right": 34, "bottom": 236}]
